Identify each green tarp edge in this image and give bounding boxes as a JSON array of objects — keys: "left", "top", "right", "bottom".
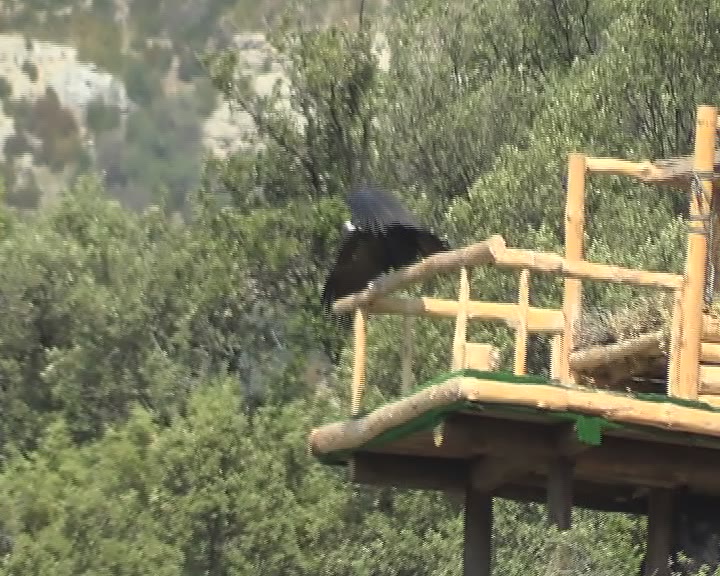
[{"left": 316, "top": 369, "right": 720, "bottom": 466}]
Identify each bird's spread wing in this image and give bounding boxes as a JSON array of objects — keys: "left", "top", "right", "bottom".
[
  {"left": 347, "top": 183, "right": 421, "bottom": 233},
  {"left": 320, "top": 230, "right": 387, "bottom": 312}
]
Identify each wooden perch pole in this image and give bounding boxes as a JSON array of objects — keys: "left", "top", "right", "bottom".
[
  {"left": 677, "top": 105, "right": 718, "bottom": 400},
  {"left": 514, "top": 269, "right": 530, "bottom": 375},
  {"left": 333, "top": 235, "right": 506, "bottom": 314},
  {"left": 667, "top": 287, "right": 684, "bottom": 396},
  {"left": 351, "top": 307, "right": 368, "bottom": 415},
  {"left": 401, "top": 316, "right": 415, "bottom": 394},
  {"left": 366, "top": 296, "right": 564, "bottom": 333},
  {"left": 451, "top": 267, "right": 471, "bottom": 371},
  {"left": 561, "top": 153, "right": 586, "bottom": 386},
  {"left": 494, "top": 249, "right": 682, "bottom": 289}
]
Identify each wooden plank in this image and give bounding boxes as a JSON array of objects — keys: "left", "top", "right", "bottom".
[
  {"left": 495, "top": 248, "right": 683, "bottom": 289},
  {"left": 514, "top": 269, "right": 530, "bottom": 375},
  {"left": 464, "top": 489, "right": 493, "bottom": 576},
  {"left": 644, "top": 488, "right": 674, "bottom": 576},
  {"left": 677, "top": 105, "right": 718, "bottom": 399},
  {"left": 333, "top": 235, "right": 507, "bottom": 313},
  {"left": 366, "top": 296, "right": 563, "bottom": 332},
  {"left": 698, "top": 394, "right": 720, "bottom": 408},
  {"left": 547, "top": 457, "right": 574, "bottom": 530},
  {"left": 351, "top": 307, "right": 368, "bottom": 415},
  {"left": 309, "top": 377, "right": 720, "bottom": 458}
]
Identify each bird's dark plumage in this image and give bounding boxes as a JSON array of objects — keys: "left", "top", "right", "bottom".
[{"left": 321, "top": 183, "right": 449, "bottom": 315}]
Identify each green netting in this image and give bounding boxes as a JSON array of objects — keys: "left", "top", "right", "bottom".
[{"left": 317, "top": 369, "right": 720, "bottom": 466}]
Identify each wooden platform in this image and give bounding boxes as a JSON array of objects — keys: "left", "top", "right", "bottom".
[{"left": 309, "top": 370, "right": 720, "bottom": 514}]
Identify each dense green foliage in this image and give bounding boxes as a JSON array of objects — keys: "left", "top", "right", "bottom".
[{"left": 1, "top": 0, "right": 719, "bottom": 572}]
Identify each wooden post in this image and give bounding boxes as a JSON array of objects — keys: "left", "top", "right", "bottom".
[
  {"left": 644, "top": 488, "right": 674, "bottom": 576},
  {"left": 440, "top": 267, "right": 471, "bottom": 446},
  {"left": 514, "top": 269, "right": 530, "bottom": 375},
  {"left": 547, "top": 457, "right": 574, "bottom": 530},
  {"left": 678, "top": 105, "right": 718, "bottom": 400},
  {"left": 550, "top": 334, "right": 562, "bottom": 380},
  {"left": 667, "top": 287, "right": 684, "bottom": 397},
  {"left": 451, "top": 267, "right": 471, "bottom": 371},
  {"left": 351, "top": 307, "right": 368, "bottom": 415},
  {"left": 464, "top": 489, "right": 493, "bottom": 576},
  {"left": 561, "top": 153, "right": 586, "bottom": 386},
  {"left": 401, "top": 316, "right": 415, "bottom": 394}
]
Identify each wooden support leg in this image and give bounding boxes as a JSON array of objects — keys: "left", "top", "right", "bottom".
[
  {"left": 644, "top": 488, "right": 674, "bottom": 576},
  {"left": 547, "top": 457, "right": 574, "bottom": 530},
  {"left": 464, "top": 489, "right": 493, "bottom": 576}
]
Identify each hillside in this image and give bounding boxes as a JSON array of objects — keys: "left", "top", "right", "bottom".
[{"left": 0, "top": 0, "right": 382, "bottom": 212}]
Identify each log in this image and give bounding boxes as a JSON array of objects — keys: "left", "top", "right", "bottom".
[
  {"left": 366, "top": 296, "right": 564, "bottom": 332},
  {"left": 677, "top": 105, "right": 717, "bottom": 400},
  {"left": 569, "top": 331, "right": 666, "bottom": 372},
  {"left": 550, "top": 334, "right": 563, "bottom": 380},
  {"left": 308, "top": 375, "right": 720, "bottom": 458},
  {"left": 495, "top": 248, "right": 683, "bottom": 289},
  {"left": 464, "top": 343, "right": 500, "bottom": 371},
  {"left": 332, "top": 235, "right": 507, "bottom": 313}
]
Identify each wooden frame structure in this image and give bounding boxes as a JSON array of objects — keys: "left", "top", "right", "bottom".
[{"left": 308, "top": 105, "right": 720, "bottom": 576}]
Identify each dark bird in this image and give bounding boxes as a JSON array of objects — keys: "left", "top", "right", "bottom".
[{"left": 320, "top": 183, "right": 449, "bottom": 317}]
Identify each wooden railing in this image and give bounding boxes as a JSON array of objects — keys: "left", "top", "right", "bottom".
[{"left": 339, "top": 104, "right": 720, "bottom": 416}]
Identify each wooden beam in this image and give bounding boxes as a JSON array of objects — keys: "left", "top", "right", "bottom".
[
  {"left": 514, "top": 269, "right": 530, "bottom": 375},
  {"left": 464, "top": 489, "right": 493, "bottom": 576},
  {"left": 309, "top": 376, "right": 720, "bottom": 458},
  {"left": 644, "top": 488, "right": 674, "bottom": 576},
  {"left": 569, "top": 331, "right": 665, "bottom": 372},
  {"left": 349, "top": 452, "right": 467, "bottom": 492},
  {"left": 366, "top": 296, "right": 563, "bottom": 332},
  {"left": 333, "top": 235, "right": 507, "bottom": 313},
  {"left": 495, "top": 249, "right": 683, "bottom": 290},
  {"left": 678, "top": 105, "right": 718, "bottom": 400},
  {"left": 553, "top": 424, "right": 594, "bottom": 458},
  {"left": 470, "top": 455, "right": 538, "bottom": 492},
  {"left": 547, "top": 457, "right": 574, "bottom": 530},
  {"left": 351, "top": 307, "right": 368, "bottom": 415}
]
